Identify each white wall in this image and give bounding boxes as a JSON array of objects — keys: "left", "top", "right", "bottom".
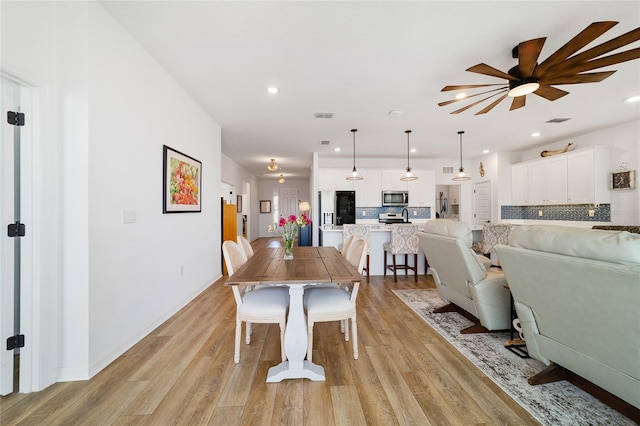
[
  {"left": 1, "top": 2, "right": 222, "bottom": 389},
  {"left": 221, "top": 153, "right": 260, "bottom": 241}
]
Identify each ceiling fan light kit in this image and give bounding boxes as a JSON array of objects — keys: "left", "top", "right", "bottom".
[
  {"left": 400, "top": 130, "right": 418, "bottom": 181},
  {"left": 346, "top": 128, "right": 364, "bottom": 181},
  {"left": 439, "top": 21, "right": 640, "bottom": 114}
]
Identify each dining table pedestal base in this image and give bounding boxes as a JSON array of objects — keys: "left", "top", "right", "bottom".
[{"left": 266, "top": 360, "right": 325, "bottom": 382}]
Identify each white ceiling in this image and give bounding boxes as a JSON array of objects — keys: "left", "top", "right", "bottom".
[{"left": 101, "top": 1, "right": 640, "bottom": 179}]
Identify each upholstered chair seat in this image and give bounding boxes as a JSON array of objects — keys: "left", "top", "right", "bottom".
[{"left": 383, "top": 224, "right": 419, "bottom": 282}]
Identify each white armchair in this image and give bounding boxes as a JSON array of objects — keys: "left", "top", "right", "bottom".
[{"left": 418, "top": 220, "right": 511, "bottom": 333}]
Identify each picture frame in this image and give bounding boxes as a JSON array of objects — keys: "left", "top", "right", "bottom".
[
  {"left": 163, "top": 145, "right": 202, "bottom": 213},
  {"left": 260, "top": 200, "right": 271, "bottom": 213},
  {"left": 237, "top": 195, "right": 242, "bottom": 213},
  {"left": 610, "top": 170, "right": 635, "bottom": 191}
]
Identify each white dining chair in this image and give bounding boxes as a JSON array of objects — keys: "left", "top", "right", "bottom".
[
  {"left": 222, "top": 240, "right": 289, "bottom": 363},
  {"left": 304, "top": 238, "right": 368, "bottom": 362},
  {"left": 237, "top": 234, "right": 254, "bottom": 259}
]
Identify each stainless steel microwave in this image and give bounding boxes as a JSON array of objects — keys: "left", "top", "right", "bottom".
[{"left": 382, "top": 191, "right": 409, "bottom": 206}]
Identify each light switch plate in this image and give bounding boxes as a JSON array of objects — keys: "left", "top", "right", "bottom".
[{"left": 122, "top": 209, "right": 136, "bottom": 224}]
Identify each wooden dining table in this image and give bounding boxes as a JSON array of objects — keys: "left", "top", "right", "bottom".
[{"left": 225, "top": 246, "right": 363, "bottom": 382}]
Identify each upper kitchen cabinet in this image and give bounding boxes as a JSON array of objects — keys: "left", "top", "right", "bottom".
[
  {"left": 567, "top": 146, "right": 610, "bottom": 205},
  {"left": 511, "top": 163, "right": 529, "bottom": 205},
  {"left": 527, "top": 156, "right": 568, "bottom": 205},
  {"left": 353, "top": 169, "right": 381, "bottom": 207},
  {"left": 319, "top": 169, "right": 354, "bottom": 191},
  {"left": 381, "top": 170, "right": 409, "bottom": 191},
  {"left": 407, "top": 170, "right": 435, "bottom": 207}
]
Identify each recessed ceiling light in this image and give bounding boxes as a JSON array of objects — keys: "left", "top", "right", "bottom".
[
  {"left": 266, "top": 85, "right": 279, "bottom": 94},
  {"left": 455, "top": 93, "right": 467, "bottom": 99},
  {"left": 482, "top": 149, "right": 490, "bottom": 154},
  {"left": 625, "top": 95, "right": 640, "bottom": 103},
  {"left": 410, "top": 148, "right": 417, "bottom": 153},
  {"left": 388, "top": 110, "right": 404, "bottom": 117},
  {"left": 334, "top": 148, "right": 341, "bottom": 152},
  {"left": 531, "top": 132, "right": 541, "bottom": 137}
]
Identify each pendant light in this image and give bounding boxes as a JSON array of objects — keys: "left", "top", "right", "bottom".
[
  {"left": 267, "top": 158, "right": 279, "bottom": 171},
  {"left": 278, "top": 174, "right": 285, "bottom": 184},
  {"left": 400, "top": 130, "right": 418, "bottom": 181},
  {"left": 452, "top": 130, "right": 471, "bottom": 181},
  {"left": 346, "top": 128, "right": 363, "bottom": 180}
]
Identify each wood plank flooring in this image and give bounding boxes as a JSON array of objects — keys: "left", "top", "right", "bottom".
[{"left": 0, "top": 237, "right": 539, "bottom": 425}]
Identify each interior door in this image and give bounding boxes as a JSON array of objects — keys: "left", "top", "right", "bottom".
[
  {"left": 474, "top": 181, "right": 492, "bottom": 226},
  {"left": 279, "top": 188, "right": 298, "bottom": 219},
  {"left": 1, "top": 78, "right": 20, "bottom": 395}
]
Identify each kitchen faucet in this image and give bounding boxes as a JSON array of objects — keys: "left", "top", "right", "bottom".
[{"left": 401, "top": 207, "right": 409, "bottom": 223}]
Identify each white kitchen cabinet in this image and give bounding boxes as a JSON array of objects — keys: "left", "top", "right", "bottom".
[
  {"left": 527, "top": 156, "right": 567, "bottom": 205},
  {"left": 319, "top": 169, "right": 354, "bottom": 191},
  {"left": 511, "top": 163, "right": 529, "bottom": 205},
  {"left": 353, "top": 169, "right": 382, "bottom": 207},
  {"left": 567, "top": 146, "right": 610, "bottom": 204},
  {"left": 381, "top": 170, "right": 408, "bottom": 191},
  {"left": 407, "top": 170, "right": 435, "bottom": 207}
]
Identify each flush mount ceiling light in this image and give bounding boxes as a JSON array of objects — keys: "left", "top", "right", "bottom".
[
  {"left": 346, "top": 129, "right": 363, "bottom": 180},
  {"left": 278, "top": 174, "right": 285, "bottom": 184},
  {"left": 266, "top": 85, "right": 279, "bottom": 94},
  {"left": 452, "top": 130, "right": 471, "bottom": 181},
  {"left": 267, "top": 158, "right": 279, "bottom": 171},
  {"left": 400, "top": 130, "right": 418, "bottom": 181}
]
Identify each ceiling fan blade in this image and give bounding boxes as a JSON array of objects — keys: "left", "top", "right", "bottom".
[
  {"left": 466, "top": 63, "right": 519, "bottom": 81},
  {"left": 441, "top": 84, "right": 505, "bottom": 92},
  {"left": 438, "top": 87, "right": 508, "bottom": 106},
  {"left": 550, "top": 26, "right": 640, "bottom": 73},
  {"left": 509, "top": 96, "right": 526, "bottom": 111},
  {"left": 534, "top": 21, "right": 619, "bottom": 76},
  {"left": 545, "top": 48, "right": 640, "bottom": 77},
  {"left": 518, "top": 38, "right": 546, "bottom": 78},
  {"left": 540, "top": 71, "right": 616, "bottom": 85},
  {"left": 450, "top": 91, "right": 507, "bottom": 114},
  {"left": 475, "top": 94, "right": 509, "bottom": 115},
  {"left": 533, "top": 85, "right": 570, "bottom": 101}
]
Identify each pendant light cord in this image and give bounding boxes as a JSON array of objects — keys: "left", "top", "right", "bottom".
[
  {"left": 406, "top": 130, "right": 411, "bottom": 170},
  {"left": 351, "top": 129, "right": 357, "bottom": 171},
  {"left": 458, "top": 130, "right": 464, "bottom": 171}
]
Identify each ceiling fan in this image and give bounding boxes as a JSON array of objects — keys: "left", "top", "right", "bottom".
[{"left": 439, "top": 21, "right": 640, "bottom": 115}]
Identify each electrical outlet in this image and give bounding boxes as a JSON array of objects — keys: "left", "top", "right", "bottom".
[
  {"left": 122, "top": 209, "right": 136, "bottom": 224},
  {"left": 538, "top": 210, "right": 543, "bottom": 217},
  {"left": 180, "top": 265, "right": 184, "bottom": 276},
  {"left": 362, "top": 211, "right": 366, "bottom": 216},
  {"left": 588, "top": 209, "right": 595, "bottom": 217},
  {"left": 413, "top": 211, "right": 417, "bottom": 216}
]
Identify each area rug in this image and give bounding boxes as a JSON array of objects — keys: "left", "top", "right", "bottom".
[{"left": 393, "top": 289, "right": 635, "bottom": 426}]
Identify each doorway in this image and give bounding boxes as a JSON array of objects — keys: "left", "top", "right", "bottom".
[{"left": 474, "top": 181, "right": 492, "bottom": 226}]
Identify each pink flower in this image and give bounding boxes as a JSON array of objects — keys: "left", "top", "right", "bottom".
[
  {"left": 288, "top": 214, "right": 297, "bottom": 223},
  {"left": 278, "top": 217, "right": 286, "bottom": 227}
]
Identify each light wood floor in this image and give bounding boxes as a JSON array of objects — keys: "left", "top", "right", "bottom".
[{"left": 0, "top": 238, "right": 539, "bottom": 425}]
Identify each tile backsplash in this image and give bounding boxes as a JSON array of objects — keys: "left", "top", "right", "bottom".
[
  {"left": 501, "top": 204, "right": 611, "bottom": 222},
  {"left": 357, "top": 206, "right": 431, "bottom": 220}
]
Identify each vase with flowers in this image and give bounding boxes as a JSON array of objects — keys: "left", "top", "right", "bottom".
[{"left": 268, "top": 213, "right": 312, "bottom": 260}]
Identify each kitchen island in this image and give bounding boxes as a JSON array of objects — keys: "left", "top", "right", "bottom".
[{"left": 319, "top": 223, "right": 429, "bottom": 276}]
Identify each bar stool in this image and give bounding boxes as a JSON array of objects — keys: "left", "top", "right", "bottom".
[
  {"left": 383, "top": 224, "right": 419, "bottom": 282},
  {"left": 343, "top": 224, "right": 371, "bottom": 282}
]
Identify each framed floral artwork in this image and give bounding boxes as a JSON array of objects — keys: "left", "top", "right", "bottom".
[{"left": 163, "top": 145, "right": 202, "bottom": 213}]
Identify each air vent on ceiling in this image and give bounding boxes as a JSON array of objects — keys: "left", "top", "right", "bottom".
[
  {"left": 546, "top": 117, "right": 571, "bottom": 123},
  {"left": 443, "top": 166, "right": 454, "bottom": 174},
  {"left": 321, "top": 140, "right": 330, "bottom": 145},
  {"left": 314, "top": 112, "right": 335, "bottom": 119}
]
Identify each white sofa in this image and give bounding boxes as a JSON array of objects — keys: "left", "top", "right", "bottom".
[
  {"left": 418, "top": 220, "right": 511, "bottom": 333},
  {"left": 496, "top": 225, "right": 640, "bottom": 410}
]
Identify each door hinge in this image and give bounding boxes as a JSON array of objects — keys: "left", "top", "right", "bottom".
[
  {"left": 7, "top": 222, "right": 26, "bottom": 237},
  {"left": 7, "top": 111, "right": 25, "bottom": 126},
  {"left": 6, "top": 335, "right": 25, "bottom": 350}
]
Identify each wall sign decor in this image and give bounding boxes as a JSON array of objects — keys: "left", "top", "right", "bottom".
[
  {"left": 610, "top": 169, "right": 635, "bottom": 190},
  {"left": 260, "top": 200, "right": 271, "bottom": 213},
  {"left": 163, "top": 145, "right": 202, "bottom": 213}
]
